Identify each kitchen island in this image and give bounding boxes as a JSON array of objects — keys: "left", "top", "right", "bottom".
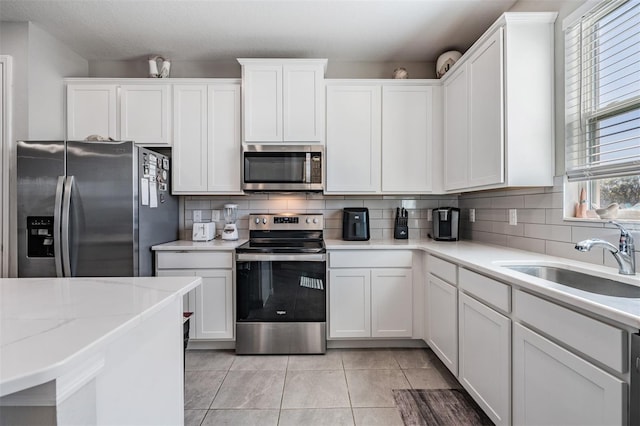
[{"left": 0, "top": 276, "right": 201, "bottom": 425}]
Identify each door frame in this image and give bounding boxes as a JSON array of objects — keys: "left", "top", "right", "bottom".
[{"left": 0, "top": 56, "right": 12, "bottom": 277}]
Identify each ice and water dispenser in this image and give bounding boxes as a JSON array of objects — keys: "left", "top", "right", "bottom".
[{"left": 26, "top": 216, "right": 54, "bottom": 257}]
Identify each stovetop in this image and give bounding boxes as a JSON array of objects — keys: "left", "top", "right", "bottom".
[
  {"left": 236, "top": 238, "right": 326, "bottom": 254},
  {"left": 236, "top": 213, "right": 325, "bottom": 254}
]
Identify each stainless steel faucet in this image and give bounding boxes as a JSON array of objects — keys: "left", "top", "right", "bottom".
[{"left": 575, "top": 221, "right": 636, "bottom": 275}]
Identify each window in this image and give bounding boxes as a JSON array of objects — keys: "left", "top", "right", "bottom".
[{"left": 565, "top": 0, "right": 640, "bottom": 220}]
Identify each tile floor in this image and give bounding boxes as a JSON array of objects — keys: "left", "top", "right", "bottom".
[{"left": 184, "top": 348, "right": 463, "bottom": 426}]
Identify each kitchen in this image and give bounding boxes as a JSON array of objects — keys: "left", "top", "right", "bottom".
[{"left": 1, "top": 0, "right": 640, "bottom": 425}]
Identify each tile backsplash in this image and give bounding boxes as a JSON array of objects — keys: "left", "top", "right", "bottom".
[
  {"left": 179, "top": 177, "right": 639, "bottom": 270},
  {"left": 458, "top": 176, "right": 640, "bottom": 269},
  {"left": 181, "top": 193, "right": 459, "bottom": 240}
]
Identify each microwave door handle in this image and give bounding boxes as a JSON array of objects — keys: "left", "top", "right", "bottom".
[{"left": 304, "top": 153, "right": 311, "bottom": 183}]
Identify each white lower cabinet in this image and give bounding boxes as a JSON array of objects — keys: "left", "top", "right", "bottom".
[
  {"left": 513, "top": 322, "right": 626, "bottom": 426},
  {"left": 155, "top": 251, "right": 234, "bottom": 340},
  {"left": 329, "top": 268, "right": 412, "bottom": 339},
  {"left": 458, "top": 292, "right": 510, "bottom": 425},
  {"left": 426, "top": 273, "right": 458, "bottom": 375},
  {"left": 371, "top": 268, "right": 413, "bottom": 337},
  {"left": 329, "top": 269, "right": 371, "bottom": 338},
  {"left": 328, "top": 250, "right": 413, "bottom": 339}
]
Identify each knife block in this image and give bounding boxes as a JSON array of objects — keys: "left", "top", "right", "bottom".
[{"left": 394, "top": 224, "right": 408, "bottom": 239}]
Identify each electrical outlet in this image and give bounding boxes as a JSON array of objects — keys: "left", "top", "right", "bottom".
[
  {"left": 193, "top": 210, "right": 202, "bottom": 222},
  {"left": 211, "top": 210, "right": 221, "bottom": 221},
  {"left": 469, "top": 208, "right": 476, "bottom": 223},
  {"left": 509, "top": 209, "right": 517, "bottom": 226},
  {"left": 427, "top": 209, "right": 433, "bottom": 222}
]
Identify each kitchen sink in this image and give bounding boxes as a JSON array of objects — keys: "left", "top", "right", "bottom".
[{"left": 504, "top": 265, "right": 640, "bottom": 298}]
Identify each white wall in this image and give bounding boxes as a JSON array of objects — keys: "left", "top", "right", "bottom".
[
  {"left": 27, "top": 23, "right": 88, "bottom": 139},
  {"left": 88, "top": 59, "right": 437, "bottom": 79},
  {"left": 0, "top": 22, "right": 88, "bottom": 276}
]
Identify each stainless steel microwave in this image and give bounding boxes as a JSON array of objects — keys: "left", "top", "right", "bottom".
[{"left": 242, "top": 145, "right": 323, "bottom": 192}]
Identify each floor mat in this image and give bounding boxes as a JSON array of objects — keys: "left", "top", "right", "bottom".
[{"left": 392, "top": 389, "right": 494, "bottom": 426}]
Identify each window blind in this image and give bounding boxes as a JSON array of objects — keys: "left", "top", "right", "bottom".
[{"left": 565, "top": 0, "right": 640, "bottom": 182}]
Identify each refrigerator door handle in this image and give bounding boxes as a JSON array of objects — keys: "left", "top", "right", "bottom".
[
  {"left": 53, "top": 176, "right": 65, "bottom": 277},
  {"left": 61, "top": 176, "right": 74, "bottom": 277}
]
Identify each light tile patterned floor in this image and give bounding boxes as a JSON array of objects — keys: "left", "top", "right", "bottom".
[{"left": 184, "top": 348, "right": 464, "bottom": 426}]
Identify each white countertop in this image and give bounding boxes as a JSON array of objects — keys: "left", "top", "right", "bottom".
[
  {"left": 152, "top": 239, "right": 247, "bottom": 251},
  {"left": 0, "top": 276, "right": 201, "bottom": 397},
  {"left": 327, "top": 238, "right": 640, "bottom": 329},
  {"left": 150, "top": 237, "right": 640, "bottom": 328}
]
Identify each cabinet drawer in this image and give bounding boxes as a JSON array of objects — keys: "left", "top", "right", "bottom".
[
  {"left": 156, "top": 251, "right": 232, "bottom": 269},
  {"left": 459, "top": 268, "right": 510, "bottom": 313},
  {"left": 514, "top": 290, "right": 627, "bottom": 373},
  {"left": 428, "top": 255, "right": 457, "bottom": 284},
  {"left": 329, "top": 250, "right": 412, "bottom": 269}
]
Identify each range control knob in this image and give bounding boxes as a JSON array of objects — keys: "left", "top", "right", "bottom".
[
  {"left": 313, "top": 218, "right": 318, "bottom": 224},
  {"left": 255, "top": 218, "right": 260, "bottom": 224},
  {"left": 306, "top": 218, "right": 311, "bottom": 224},
  {"left": 263, "top": 218, "right": 268, "bottom": 224}
]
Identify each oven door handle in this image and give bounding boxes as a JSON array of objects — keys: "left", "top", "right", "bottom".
[{"left": 236, "top": 253, "right": 326, "bottom": 262}]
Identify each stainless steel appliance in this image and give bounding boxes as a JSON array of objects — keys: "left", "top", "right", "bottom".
[
  {"left": 17, "top": 140, "right": 178, "bottom": 277},
  {"left": 235, "top": 213, "right": 326, "bottom": 354},
  {"left": 342, "top": 207, "right": 370, "bottom": 241},
  {"left": 242, "top": 145, "right": 323, "bottom": 192},
  {"left": 432, "top": 207, "right": 460, "bottom": 241}
]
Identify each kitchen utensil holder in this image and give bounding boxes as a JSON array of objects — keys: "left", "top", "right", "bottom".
[
  {"left": 394, "top": 207, "right": 408, "bottom": 239},
  {"left": 394, "top": 224, "right": 408, "bottom": 239}
]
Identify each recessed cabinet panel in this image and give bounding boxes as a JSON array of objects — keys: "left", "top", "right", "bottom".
[
  {"left": 459, "top": 292, "right": 510, "bottom": 425},
  {"left": 381, "top": 86, "right": 432, "bottom": 193},
  {"left": 443, "top": 67, "right": 469, "bottom": 191},
  {"left": 371, "top": 268, "right": 413, "bottom": 337},
  {"left": 329, "top": 269, "right": 371, "bottom": 338},
  {"left": 325, "top": 85, "right": 381, "bottom": 193},
  {"left": 513, "top": 323, "right": 625, "bottom": 426},
  {"left": 196, "top": 269, "right": 234, "bottom": 339},
  {"left": 67, "top": 85, "right": 117, "bottom": 140},
  {"left": 172, "top": 85, "right": 208, "bottom": 192},
  {"left": 426, "top": 274, "right": 458, "bottom": 375},
  {"left": 243, "top": 65, "right": 282, "bottom": 142},
  {"left": 208, "top": 84, "right": 242, "bottom": 192},
  {"left": 284, "top": 65, "right": 323, "bottom": 141},
  {"left": 120, "top": 84, "right": 171, "bottom": 145},
  {"left": 468, "top": 28, "right": 504, "bottom": 188}
]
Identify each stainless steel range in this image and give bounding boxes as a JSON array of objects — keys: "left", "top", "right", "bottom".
[{"left": 235, "top": 213, "right": 326, "bottom": 354}]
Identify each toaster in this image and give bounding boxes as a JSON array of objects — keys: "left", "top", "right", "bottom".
[{"left": 192, "top": 222, "right": 216, "bottom": 241}]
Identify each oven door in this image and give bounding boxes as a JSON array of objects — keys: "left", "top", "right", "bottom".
[{"left": 236, "top": 253, "right": 326, "bottom": 323}]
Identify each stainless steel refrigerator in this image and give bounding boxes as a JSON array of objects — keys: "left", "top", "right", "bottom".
[{"left": 17, "top": 140, "right": 178, "bottom": 277}]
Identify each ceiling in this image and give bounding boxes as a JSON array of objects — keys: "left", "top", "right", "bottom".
[{"left": 0, "top": 0, "right": 530, "bottom": 63}]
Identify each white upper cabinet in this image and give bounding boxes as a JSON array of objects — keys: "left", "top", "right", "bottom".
[
  {"left": 442, "top": 12, "right": 556, "bottom": 192},
  {"left": 66, "top": 80, "right": 171, "bottom": 146},
  {"left": 325, "top": 80, "right": 440, "bottom": 195},
  {"left": 382, "top": 85, "right": 434, "bottom": 193},
  {"left": 120, "top": 84, "right": 171, "bottom": 145},
  {"left": 172, "top": 84, "right": 208, "bottom": 192},
  {"left": 467, "top": 29, "right": 504, "bottom": 188},
  {"left": 443, "top": 66, "right": 468, "bottom": 191},
  {"left": 172, "top": 82, "right": 242, "bottom": 194},
  {"left": 238, "top": 59, "right": 326, "bottom": 143},
  {"left": 325, "top": 84, "right": 381, "bottom": 193},
  {"left": 66, "top": 84, "right": 117, "bottom": 141}
]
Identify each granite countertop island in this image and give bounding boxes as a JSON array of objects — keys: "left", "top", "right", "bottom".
[{"left": 0, "top": 275, "right": 201, "bottom": 425}]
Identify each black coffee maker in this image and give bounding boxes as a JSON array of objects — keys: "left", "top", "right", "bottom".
[
  {"left": 342, "top": 208, "right": 370, "bottom": 241},
  {"left": 432, "top": 207, "right": 460, "bottom": 241}
]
